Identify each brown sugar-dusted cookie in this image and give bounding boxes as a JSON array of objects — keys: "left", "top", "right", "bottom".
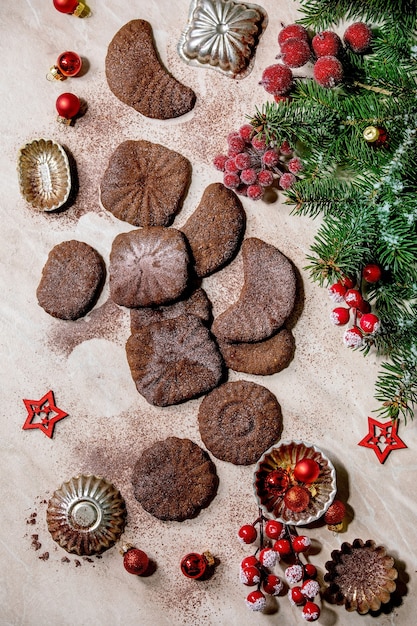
[
  {"left": 126, "top": 314, "right": 224, "bottom": 406},
  {"left": 105, "top": 19, "right": 196, "bottom": 120},
  {"left": 130, "top": 287, "right": 211, "bottom": 333},
  {"left": 109, "top": 227, "right": 189, "bottom": 308},
  {"left": 212, "top": 238, "right": 296, "bottom": 343},
  {"left": 217, "top": 328, "right": 295, "bottom": 375},
  {"left": 181, "top": 183, "right": 246, "bottom": 277},
  {"left": 100, "top": 140, "right": 191, "bottom": 227},
  {"left": 132, "top": 437, "right": 219, "bottom": 521},
  {"left": 36, "top": 240, "right": 105, "bottom": 320},
  {"left": 198, "top": 381, "right": 283, "bottom": 465}
]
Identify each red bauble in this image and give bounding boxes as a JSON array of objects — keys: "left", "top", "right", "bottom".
[
  {"left": 359, "top": 313, "right": 380, "bottom": 334},
  {"left": 265, "top": 468, "right": 290, "bottom": 494},
  {"left": 330, "top": 307, "right": 350, "bottom": 325},
  {"left": 57, "top": 51, "right": 82, "bottom": 76},
  {"left": 180, "top": 552, "right": 207, "bottom": 579},
  {"left": 237, "top": 524, "right": 257, "bottom": 544},
  {"left": 53, "top": 0, "right": 79, "bottom": 13},
  {"left": 344, "top": 288, "right": 364, "bottom": 309},
  {"left": 363, "top": 263, "right": 382, "bottom": 283},
  {"left": 265, "top": 519, "right": 284, "bottom": 540},
  {"left": 324, "top": 499, "right": 346, "bottom": 525},
  {"left": 293, "top": 458, "right": 320, "bottom": 483},
  {"left": 313, "top": 55, "right": 343, "bottom": 88},
  {"left": 56, "top": 92, "right": 80, "bottom": 119},
  {"left": 284, "top": 485, "right": 311, "bottom": 512},
  {"left": 123, "top": 548, "right": 149, "bottom": 576}
]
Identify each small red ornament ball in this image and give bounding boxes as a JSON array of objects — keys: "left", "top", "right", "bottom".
[
  {"left": 56, "top": 92, "right": 80, "bottom": 119},
  {"left": 302, "top": 601, "right": 321, "bottom": 621},
  {"left": 284, "top": 485, "right": 311, "bottom": 512},
  {"left": 360, "top": 312, "right": 380, "bottom": 334},
  {"left": 180, "top": 552, "right": 207, "bottom": 579},
  {"left": 265, "top": 519, "right": 284, "bottom": 540},
  {"left": 265, "top": 468, "right": 290, "bottom": 494},
  {"left": 123, "top": 548, "right": 149, "bottom": 576},
  {"left": 237, "top": 524, "right": 257, "bottom": 544},
  {"left": 260, "top": 63, "right": 293, "bottom": 95},
  {"left": 313, "top": 55, "right": 344, "bottom": 88},
  {"left": 53, "top": 0, "right": 79, "bottom": 14},
  {"left": 363, "top": 263, "right": 382, "bottom": 283},
  {"left": 294, "top": 458, "right": 320, "bottom": 483},
  {"left": 312, "top": 31, "right": 341, "bottom": 57},
  {"left": 57, "top": 51, "right": 82, "bottom": 77},
  {"left": 278, "top": 23, "right": 309, "bottom": 46},
  {"left": 324, "top": 499, "right": 346, "bottom": 525},
  {"left": 280, "top": 37, "right": 311, "bottom": 68},
  {"left": 344, "top": 22, "right": 372, "bottom": 54},
  {"left": 330, "top": 307, "right": 350, "bottom": 326}
]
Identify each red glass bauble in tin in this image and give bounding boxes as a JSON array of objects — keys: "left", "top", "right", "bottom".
[
  {"left": 53, "top": 0, "right": 79, "bottom": 13},
  {"left": 180, "top": 552, "right": 208, "bottom": 579},
  {"left": 57, "top": 51, "right": 82, "bottom": 77},
  {"left": 56, "top": 93, "right": 80, "bottom": 119},
  {"left": 265, "top": 468, "right": 290, "bottom": 494},
  {"left": 293, "top": 458, "right": 320, "bottom": 483},
  {"left": 123, "top": 548, "right": 149, "bottom": 576}
]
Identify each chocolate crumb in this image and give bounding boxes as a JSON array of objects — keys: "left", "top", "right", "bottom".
[
  {"left": 74, "top": 560, "right": 81, "bottom": 567},
  {"left": 38, "top": 552, "right": 49, "bottom": 561},
  {"left": 31, "top": 535, "right": 42, "bottom": 551},
  {"left": 61, "top": 557, "right": 71, "bottom": 563}
]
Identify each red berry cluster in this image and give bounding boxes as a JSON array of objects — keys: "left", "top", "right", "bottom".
[
  {"left": 259, "top": 21, "right": 372, "bottom": 95},
  {"left": 328, "top": 264, "right": 382, "bottom": 347},
  {"left": 238, "top": 515, "right": 321, "bottom": 621},
  {"left": 213, "top": 124, "right": 302, "bottom": 200}
]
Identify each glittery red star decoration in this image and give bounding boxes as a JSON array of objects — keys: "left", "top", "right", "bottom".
[
  {"left": 358, "top": 416, "right": 407, "bottom": 463},
  {"left": 22, "top": 390, "right": 68, "bottom": 438}
]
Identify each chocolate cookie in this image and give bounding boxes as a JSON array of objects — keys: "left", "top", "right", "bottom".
[
  {"left": 212, "top": 238, "right": 296, "bottom": 343},
  {"left": 106, "top": 19, "right": 196, "bottom": 120},
  {"left": 130, "top": 287, "right": 211, "bottom": 333},
  {"left": 126, "top": 314, "right": 224, "bottom": 406},
  {"left": 181, "top": 183, "right": 246, "bottom": 277},
  {"left": 109, "top": 227, "right": 189, "bottom": 308},
  {"left": 100, "top": 140, "right": 191, "bottom": 227},
  {"left": 36, "top": 240, "right": 105, "bottom": 320},
  {"left": 217, "top": 328, "right": 295, "bottom": 375},
  {"left": 132, "top": 437, "right": 218, "bottom": 521},
  {"left": 198, "top": 381, "right": 283, "bottom": 465}
]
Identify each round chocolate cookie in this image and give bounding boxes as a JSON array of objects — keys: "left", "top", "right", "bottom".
[
  {"left": 132, "top": 437, "right": 219, "bottom": 521},
  {"left": 126, "top": 314, "right": 224, "bottom": 406},
  {"left": 106, "top": 19, "right": 196, "bottom": 120},
  {"left": 212, "top": 238, "right": 296, "bottom": 343},
  {"left": 198, "top": 380, "right": 283, "bottom": 465},
  {"left": 181, "top": 183, "right": 246, "bottom": 277},
  {"left": 100, "top": 140, "right": 191, "bottom": 227},
  {"left": 109, "top": 227, "right": 189, "bottom": 308},
  {"left": 217, "top": 328, "right": 295, "bottom": 375},
  {"left": 36, "top": 240, "right": 105, "bottom": 320}
]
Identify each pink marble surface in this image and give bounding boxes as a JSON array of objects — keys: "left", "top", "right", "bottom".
[{"left": 1, "top": 1, "right": 416, "bottom": 624}]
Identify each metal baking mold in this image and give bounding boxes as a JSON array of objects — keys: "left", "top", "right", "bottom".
[
  {"left": 178, "top": 0, "right": 268, "bottom": 79},
  {"left": 46, "top": 475, "right": 127, "bottom": 555},
  {"left": 17, "top": 138, "right": 71, "bottom": 211}
]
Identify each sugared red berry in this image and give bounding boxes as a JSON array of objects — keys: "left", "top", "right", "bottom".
[
  {"left": 234, "top": 152, "right": 251, "bottom": 170},
  {"left": 280, "top": 37, "right": 311, "bottom": 68},
  {"left": 304, "top": 563, "right": 317, "bottom": 579},
  {"left": 363, "top": 263, "right": 382, "bottom": 283},
  {"left": 302, "top": 601, "right": 321, "bottom": 621},
  {"left": 279, "top": 140, "right": 293, "bottom": 155},
  {"left": 292, "top": 535, "right": 311, "bottom": 553},
  {"left": 344, "top": 288, "right": 364, "bottom": 309},
  {"left": 328, "top": 282, "right": 346, "bottom": 302},
  {"left": 227, "top": 132, "right": 246, "bottom": 153},
  {"left": 312, "top": 30, "right": 342, "bottom": 57},
  {"left": 341, "top": 275, "right": 356, "bottom": 289},
  {"left": 285, "top": 563, "right": 304, "bottom": 584},
  {"left": 247, "top": 184, "right": 264, "bottom": 200},
  {"left": 223, "top": 172, "right": 240, "bottom": 189},
  {"left": 313, "top": 55, "right": 343, "bottom": 88},
  {"left": 224, "top": 157, "right": 239, "bottom": 173},
  {"left": 238, "top": 123, "right": 254, "bottom": 141},
  {"left": 288, "top": 586, "right": 305, "bottom": 606},
  {"left": 260, "top": 63, "right": 293, "bottom": 95},
  {"left": 278, "top": 23, "right": 309, "bottom": 46},
  {"left": 287, "top": 156, "right": 303, "bottom": 174},
  {"left": 284, "top": 485, "right": 311, "bottom": 512},
  {"left": 359, "top": 312, "right": 380, "bottom": 333},
  {"left": 241, "top": 555, "right": 259, "bottom": 570},
  {"left": 245, "top": 590, "right": 266, "bottom": 612},
  {"left": 273, "top": 538, "right": 292, "bottom": 555},
  {"left": 263, "top": 574, "right": 284, "bottom": 596},
  {"left": 265, "top": 519, "right": 284, "bottom": 540},
  {"left": 240, "top": 565, "right": 261, "bottom": 586},
  {"left": 237, "top": 524, "right": 257, "bottom": 544},
  {"left": 262, "top": 149, "right": 279, "bottom": 167},
  {"left": 279, "top": 172, "right": 296, "bottom": 189},
  {"left": 258, "top": 547, "right": 278, "bottom": 568},
  {"left": 343, "top": 326, "right": 363, "bottom": 347},
  {"left": 240, "top": 168, "right": 258, "bottom": 185},
  {"left": 330, "top": 306, "right": 350, "bottom": 325},
  {"left": 251, "top": 134, "right": 268, "bottom": 151},
  {"left": 301, "top": 579, "right": 320, "bottom": 598},
  {"left": 343, "top": 22, "right": 372, "bottom": 53},
  {"left": 258, "top": 169, "right": 275, "bottom": 187},
  {"left": 213, "top": 154, "right": 228, "bottom": 171},
  {"left": 294, "top": 458, "right": 320, "bottom": 483}
]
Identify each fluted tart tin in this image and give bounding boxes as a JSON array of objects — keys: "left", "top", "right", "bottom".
[
  {"left": 46, "top": 475, "right": 127, "bottom": 556},
  {"left": 178, "top": 0, "right": 268, "bottom": 79},
  {"left": 254, "top": 440, "right": 337, "bottom": 526},
  {"left": 17, "top": 138, "right": 71, "bottom": 211}
]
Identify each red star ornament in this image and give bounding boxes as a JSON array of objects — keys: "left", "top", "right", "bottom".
[
  {"left": 358, "top": 416, "right": 407, "bottom": 463},
  {"left": 22, "top": 390, "right": 68, "bottom": 438}
]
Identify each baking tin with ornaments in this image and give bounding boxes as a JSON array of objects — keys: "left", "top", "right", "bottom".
[
  {"left": 254, "top": 440, "right": 337, "bottom": 525},
  {"left": 17, "top": 138, "right": 71, "bottom": 211}
]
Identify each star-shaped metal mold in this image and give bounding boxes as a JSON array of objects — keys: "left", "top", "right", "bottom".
[
  {"left": 22, "top": 390, "right": 68, "bottom": 438},
  {"left": 358, "top": 416, "right": 407, "bottom": 463}
]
